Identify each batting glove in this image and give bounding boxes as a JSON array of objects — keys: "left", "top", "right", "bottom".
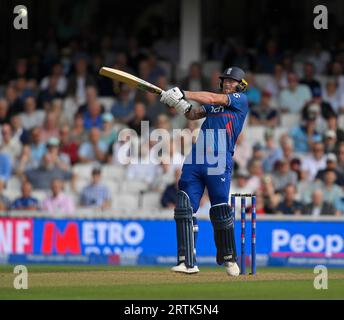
[
  {"left": 160, "top": 87, "right": 185, "bottom": 106},
  {"left": 175, "top": 98, "right": 192, "bottom": 114}
]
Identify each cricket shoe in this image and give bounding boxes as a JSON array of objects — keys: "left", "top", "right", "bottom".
[
  {"left": 225, "top": 261, "right": 240, "bottom": 276},
  {"left": 171, "top": 263, "right": 200, "bottom": 274}
]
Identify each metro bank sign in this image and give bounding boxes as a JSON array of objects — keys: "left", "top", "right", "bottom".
[{"left": 0, "top": 218, "right": 145, "bottom": 255}]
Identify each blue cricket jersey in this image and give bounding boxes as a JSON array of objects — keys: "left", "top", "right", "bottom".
[{"left": 189, "top": 93, "right": 249, "bottom": 166}]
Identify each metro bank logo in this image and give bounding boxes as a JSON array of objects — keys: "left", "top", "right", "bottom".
[
  {"left": 41, "top": 222, "right": 81, "bottom": 254},
  {"left": 0, "top": 218, "right": 145, "bottom": 255}
]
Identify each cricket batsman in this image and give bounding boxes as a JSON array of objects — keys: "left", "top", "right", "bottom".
[{"left": 160, "top": 67, "right": 249, "bottom": 276}]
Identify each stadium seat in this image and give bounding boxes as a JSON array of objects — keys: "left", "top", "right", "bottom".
[
  {"left": 244, "top": 126, "right": 265, "bottom": 147},
  {"left": 101, "top": 164, "right": 126, "bottom": 181},
  {"left": 338, "top": 114, "right": 344, "bottom": 129},
  {"left": 274, "top": 127, "right": 289, "bottom": 144},
  {"left": 113, "top": 193, "right": 139, "bottom": 210},
  {"left": 32, "top": 190, "right": 48, "bottom": 203},
  {"left": 103, "top": 180, "right": 120, "bottom": 194},
  {"left": 99, "top": 97, "right": 116, "bottom": 112},
  {"left": 63, "top": 97, "right": 78, "bottom": 123},
  {"left": 141, "top": 192, "right": 161, "bottom": 209},
  {"left": 281, "top": 114, "right": 301, "bottom": 128},
  {"left": 6, "top": 176, "right": 21, "bottom": 190},
  {"left": 72, "top": 164, "right": 94, "bottom": 179},
  {"left": 3, "top": 189, "right": 21, "bottom": 201},
  {"left": 121, "top": 180, "right": 148, "bottom": 194},
  {"left": 74, "top": 178, "right": 90, "bottom": 193}
]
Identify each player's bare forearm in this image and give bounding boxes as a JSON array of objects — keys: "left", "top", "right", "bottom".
[
  {"left": 184, "top": 91, "right": 228, "bottom": 106},
  {"left": 185, "top": 105, "right": 206, "bottom": 120}
]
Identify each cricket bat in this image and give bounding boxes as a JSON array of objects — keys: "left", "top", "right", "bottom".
[{"left": 99, "top": 67, "right": 164, "bottom": 95}]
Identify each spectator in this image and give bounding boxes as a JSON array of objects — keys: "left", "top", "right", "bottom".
[
  {"left": 15, "top": 145, "right": 36, "bottom": 178},
  {"left": 46, "top": 137, "right": 71, "bottom": 171},
  {"left": 152, "top": 160, "right": 175, "bottom": 193},
  {"left": 80, "top": 167, "right": 111, "bottom": 210},
  {"left": 10, "top": 114, "right": 30, "bottom": 145},
  {"left": 19, "top": 96, "right": 45, "bottom": 130},
  {"left": 142, "top": 91, "right": 168, "bottom": 125},
  {"left": 279, "top": 72, "right": 312, "bottom": 113},
  {"left": 301, "top": 141, "right": 327, "bottom": 181},
  {"left": 77, "top": 86, "right": 104, "bottom": 114},
  {"left": 42, "top": 179, "right": 75, "bottom": 214},
  {"left": 38, "top": 76, "right": 63, "bottom": 108},
  {"left": 326, "top": 114, "right": 344, "bottom": 146},
  {"left": 126, "top": 144, "right": 158, "bottom": 185},
  {"left": 301, "top": 189, "right": 337, "bottom": 216},
  {"left": 306, "top": 42, "right": 331, "bottom": 75},
  {"left": 246, "top": 160, "right": 264, "bottom": 192},
  {"left": 253, "top": 192, "right": 267, "bottom": 214},
  {"left": 78, "top": 128, "right": 108, "bottom": 163},
  {"left": 59, "top": 125, "right": 79, "bottom": 165},
  {"left": 11, "top": 181, "right": 39, "bottom": 211},
  {"left": 5, "top": 85, "right": 23, "bottom": 115},
  {"left": 303, "top": 103, "right": 327, "bottom": 134},
  {"left": 154, "top": 114, "right": 172, "bottom": 132},
  {"left": 180, "top": 62, "right": 210, "bottom": 91},
  {"left": 329, "top": 61, "right": 344, "bottom": 93},
  {"left": 311, "top": 169, "right": 344, "bottom": 206},
  {"left": 262, "top": 130, "right": 280, "bottom": 173},
  {"left": 0, "top": 99, "right": 11, "bottom": 125},
  {"left": 0, "top": 179, "right": 11, "bottom": 211},
  {"left": 146, "top": 52, "right": 166, "bottom": 83},
  {"left": 29, "top": 127, "right": 46, "bottom": 167},
  {"left": 337, "top": 142, "right": 344, "bottom": 173},
  {"left": 257, "top": 40, "right": 282, "bottom": 74},
  {"left": 233, "top": 133, "right": 252, "bottom": 171},
  {"left": 272, "top": 159, "right": 298, "bottom": 193},
  {"left": 50, "top": 99, "right": 69, "bottom": 126},
  {"left": 161, "top": 168, "right": 181, "bottom": 209},
  {"left": 322, "top": 78, "right": 342, "bottom": 114},
  {"left": 248, "top": 143, "right": 265, "bottom": 163},
  {"left": 290, "top": 111, "right": 322, "bottom": 153},
  {"left": 275, "top": 184, "right": 302, "bottom": 215},
  {"left": 24, "top": 153, "right": 72, "bottom": 190},
  {"left": 249, "top": 90, "right": 278, "bottom": 127},
  {"left": 67, "top": 57, "right": 96, "bottom": 105},
  {"left": 264, "top": 63, "right": 288, "bottom": 98},
  {"left": 127, "top": 102, "right": 149, "bottom": 136},
  {"left": 100, "top": 113, "right": 118, "bottom": 148},
  {"left": 277, "top": 136, "right": 296, "bottom": 163},
  {"left": 41, "top": 111, "right": 60, "bottom": 143},
  {"left": 70, "top": 112, "right": 88, "bottom": 145},
  {"left": 290, "top": 157, "right": 302, "bottom": 181},
  {"left": 299, "top": 62, "right": 321, "bottom": 97},
  {"left": 0, "top": 152, "right": 12, "bottom": 182},
  {"left": 230, "top": 169, "right": 255, "bottom": 195},
  {"left": 259, "top": 175, "right": 280, "bottom": 214},
  {"left": 302, "top": 88, "right": 335, "bottom": 120},
  {"left": 168, "top": 104, "right": 188, "bottom": 130},
  {"left": 111, "top": 84, "right": 135, "bottom": 124},
  {"left": 40, "top": 62, "right": 68, "bottom": 95},
  {"left": 323, "top": 130, "right": 337, "bottom": 154},
  {"left": 0, "top": 123, "right": 22, "bottom": 163},
  {"left": 138, "top": 59, "right": 152, "bottom": 82},
  {"left": 245, "top": 72, "right": 261, "bottom": 107},
  {"left": 83, "top": 100, "right": 103, "bottom": 131}
]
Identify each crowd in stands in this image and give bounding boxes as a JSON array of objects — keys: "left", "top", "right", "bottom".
[{"left": 1, "top": 35, "right": 344, "bottom": 216}]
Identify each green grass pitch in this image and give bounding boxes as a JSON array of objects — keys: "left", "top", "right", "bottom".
[{"left": 0, "top": 265, "right": 343, "bottom": 300}]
